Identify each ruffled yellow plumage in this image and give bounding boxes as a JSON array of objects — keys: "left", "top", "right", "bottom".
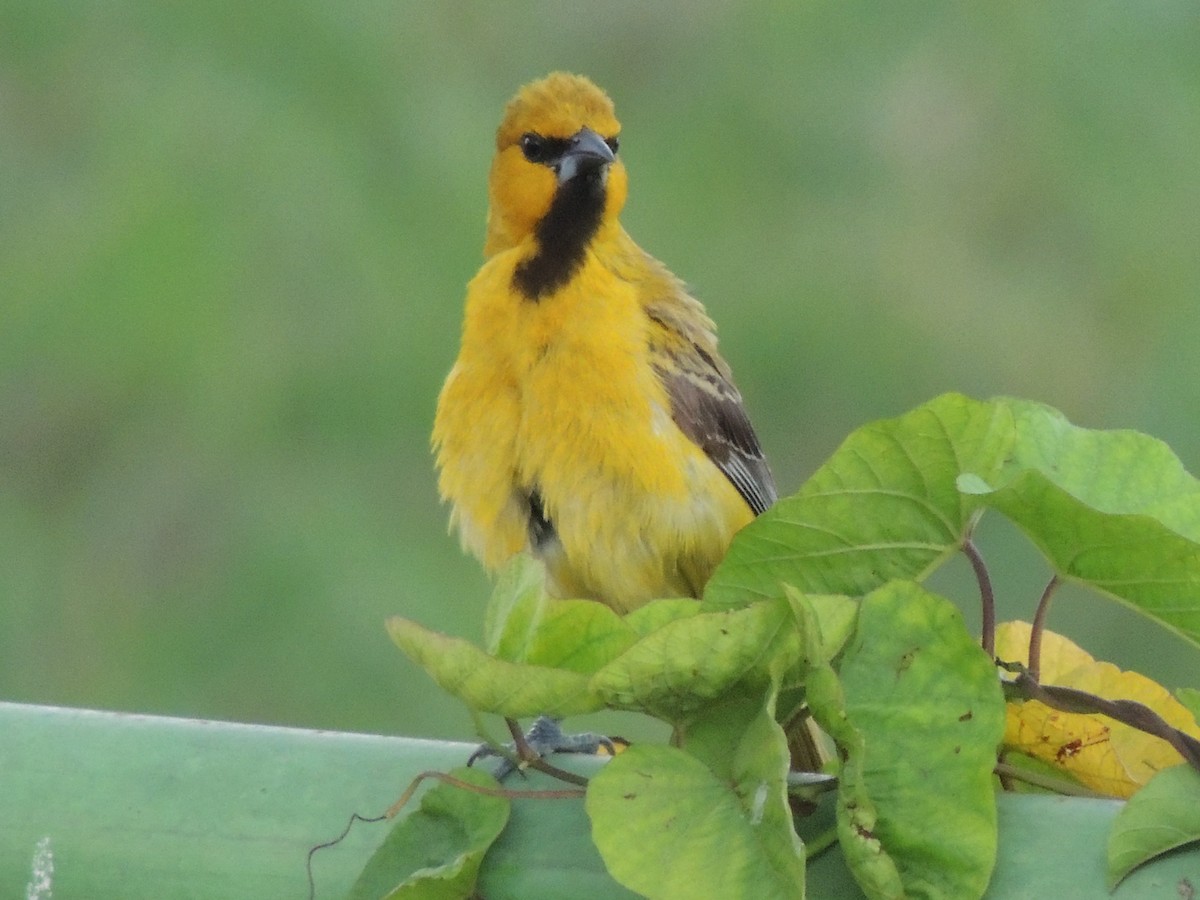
[{"left": 434, "top": 73, "right": 775, "bottom": 612}]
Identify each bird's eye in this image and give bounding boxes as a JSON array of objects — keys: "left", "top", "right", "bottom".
[
  {"left": 520, "top": 132, "right": 549, "bottom": 163},
  {"left": 605, "top": 136, "right": 620, "bottom": 155}
]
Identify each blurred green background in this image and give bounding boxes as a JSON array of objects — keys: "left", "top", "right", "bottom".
[{"left": 3, "top": 2, "right": 1199, "bottom": 741}]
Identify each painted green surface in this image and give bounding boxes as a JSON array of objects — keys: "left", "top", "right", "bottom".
[
  {"left": 3, "top": 702, "right": 1198, "bottom": 898},
  {"left": 2, "top": 702, "right": 446, "bottom": 898}
]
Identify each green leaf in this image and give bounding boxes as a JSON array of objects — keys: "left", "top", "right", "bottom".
[
  {"left": 347, "top": 767, "right": 509, "bottom": 900},
  {"left": 781, "top": 586, "right": 858, "bottom": 667},
  {"left": 705, "top": 393, "right": 1013, "bottom": 608},
  {"left": 1177, "top": 687, "right": 1200, "bottom": 724},
  {"left": 586, "top": 689, "right": 805, "bottom": 900},
  {"left": 1107, "top": 764, "right": 1200, "bottom": 889},
  {"left": 475, "top": 764, "right": 642, "bottom": 899},
  {"left": 386, "top": 617, "right": 601, "bottom": 718},
  {"left": 622, "top": 597, "right": 700, "bottom": 636},
  {"left": 1003, "top": 399, "right": 1200, "bottom": 534},
  {"left": 969, "top": 399, "right": 1200, "bottom": 647},
  {"left": 807, "top": 582, "right": 1006, "bottom": 900},
  {"left": 587, "top": 591, "right": 853, "bottom": 722},
  {"left": 676, "top": 691, "right": 771, "bottom": 779},
  {"left": 517, "top": 599, "right": 641, "bottom": 673},
  {"left": 590, "top": 597, "right": 802, "bottom": 718},
  {"left": 482, "top": 554, "right": 553, "bottom": 658},
  {"left": 482, "top": 555, "right": 640, "bottom": 673},
  {"left": 805, "top": 655, "right": 905, "bottom": 899}
]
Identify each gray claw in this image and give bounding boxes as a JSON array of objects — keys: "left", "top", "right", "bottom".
[{"left": 467, "top": 716, "right": 615, "bottom": 780}]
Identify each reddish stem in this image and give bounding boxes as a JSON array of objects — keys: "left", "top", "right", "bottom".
[
  {"left": 962, "top": 537, "right": 995, "bottom": 657},
  {"left": 1028, "top": 575, "right": 1061, "bottom": 681}
]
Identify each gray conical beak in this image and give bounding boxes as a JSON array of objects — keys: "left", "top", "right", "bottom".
[{"left": 556, "top": 126, "right": 615, "bottom": 184}]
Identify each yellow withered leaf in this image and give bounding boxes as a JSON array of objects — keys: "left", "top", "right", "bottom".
[{"left": 996, "top": 621, "right": 1200, "bottom": 798}]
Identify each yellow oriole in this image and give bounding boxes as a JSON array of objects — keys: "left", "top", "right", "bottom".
[{"left": 433, "top": 73, "right": 776, "bottom": 613}]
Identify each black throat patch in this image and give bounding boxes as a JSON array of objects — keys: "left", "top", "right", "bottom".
[
  {"left": 526, "top": 488, "right": 556, "bottom": 549},
  {"left": 512, "top": 170, "right": 607, "bottom": 301}
]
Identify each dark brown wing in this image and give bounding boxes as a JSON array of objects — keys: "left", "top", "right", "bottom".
[{"left": 651, "top": 329, "right": 778, "bottom": 516}]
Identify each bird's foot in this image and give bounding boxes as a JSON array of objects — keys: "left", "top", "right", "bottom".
[{"left": 468, "top": 716, "right": 616, "bottom": 781}]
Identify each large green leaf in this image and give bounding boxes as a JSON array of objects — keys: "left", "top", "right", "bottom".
[
  {"left": 512, "top": 599, "right": 641, "bottom": 674},
  {"left": 705, "top": 392, "right": 1200, "bottom": 648},
  {"left": 347, "top": 767, "right": 508, "bottom": 900},
  {"left": 962, "top": 399, "right": 1200, "bottom": 647},
  {"left": 590, "top": 594, "right": 855, "bottom": 719},
  {"left": 482, "top": 554, "right": 554, "bottom": 658},
  {"left": 386, "top": 617, "right": 602, "bottom": 718},
  {"left": 705, "top": 393, "right": 1013, "bottom": 608},
  {"left": 1107, "top": 764, "right": 1200, "bottom": 889},
  {"left": 1002, "top": 399, "right": 1200, "bottom": 533},
  {"left": 807, "top": 582, "right": 1006, "bottom": 900},
  {"left": 475, "top": 764, "right": 642, "bottom": 900},
  {"left": 482, "top": 555, "right": 641, "bottom": 673},
  {"left": 589, "top": 598, "right": 795, "bottom": 718},
  {"left": 675, "top": 690, "right": 773, "bottom": 779},
  {"left": 586, "top": 686, "right": 805, "bottom": 900},
  {"left": 622, "top": 597, "right": 701, "bottom": 636},
  {"left": 805, "top": 659, "right": 904, "bottom": 900}
]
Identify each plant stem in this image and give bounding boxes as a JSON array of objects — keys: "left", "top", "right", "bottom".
[
  {"left": 804, "top": 826, "right": 840, "bottom": 859},
  {"left": 1001, "top": 666, "right": 1200, "bottom": 774},
  {"left": 1028, "top": 575, "right": 1061, "bottom": 681},
  {"left": 995, "top": 749, "right": 1016, "bottom": 792},
  {"left": 993, "top": 761, "right": 1112, "bottom": 799},
  {"left": 962, "top": 536, "right": 995, "bottom": 657},
  {"left": 505, "top": 717, "right": 592, "bottom": 787}
]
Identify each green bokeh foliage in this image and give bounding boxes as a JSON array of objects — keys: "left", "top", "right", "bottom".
[{"left": 2, "top": 2, "right": 1199, "bottom": 737}]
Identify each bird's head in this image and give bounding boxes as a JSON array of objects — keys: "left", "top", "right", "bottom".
[{"left": 484, "top": 73, "right": 627, "bottom": 257}]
